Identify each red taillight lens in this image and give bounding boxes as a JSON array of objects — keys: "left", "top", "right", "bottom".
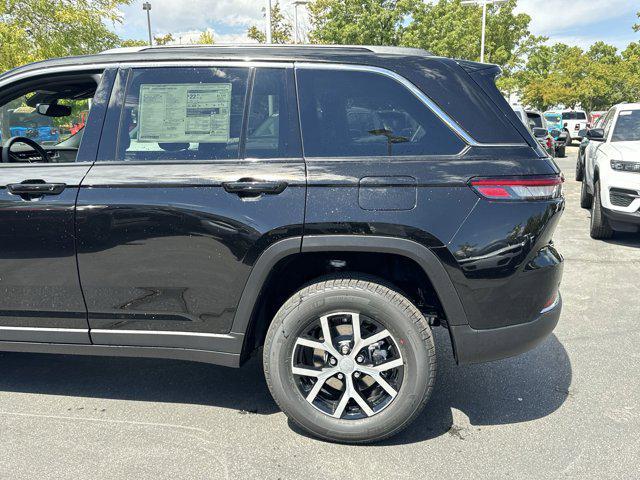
[{"left": 470, "top": 176, "right": 564, "bottom": 201}]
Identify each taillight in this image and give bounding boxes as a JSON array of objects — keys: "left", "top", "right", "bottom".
[{"left": 470, "top": 176, "right": 564, "bottom": 201}]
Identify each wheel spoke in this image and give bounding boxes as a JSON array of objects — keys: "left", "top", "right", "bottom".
[
  {"left": 295, "top": 337, "right": 327, "bottom": 351},
  {"left": 332, "top": 378, "right": 352, "bottom": 419},
  {"left": 319, "top": 315, "right": 341, "bottom": 358},
  {"left": 359, "top": 329, "right": 392, "bottom": 349},
  {"left": 305, "top": 368, "right": 338, "bottom": 402},
  {"left": 351, "top": 312, "right": 362, "bottom": 348},
  {"left": 372, "top": 374, "right": 398, "bottom": 399},
  {"left": 371, "top": 357, "right": 404, "bottom": 372},
  {"left": 292, "top": 366, "right": 322, "bottom": 377},
  {"left": 351, "top": 385, "right": 375, "bottom": 417}
]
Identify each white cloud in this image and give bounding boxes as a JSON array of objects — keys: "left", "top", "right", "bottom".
[
  {"left": 121, "top": 0, "right": 265, "bottom": 34},
  {"left": 515, "top": 0, "right": 637, "bottom": 35},
  {"left": 168, "top": 28, "right": 256, "bottom": 45}
]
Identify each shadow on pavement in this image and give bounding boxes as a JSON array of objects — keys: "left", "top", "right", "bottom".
[
  {"left": 379, "top": 329, "right": 572, "bottom": 445},
  {"left": 0, "top": 327, "right": 571, "bottom": 445},
  {"left": 602, "top": 232, "right": 640, "bottom": 248}
]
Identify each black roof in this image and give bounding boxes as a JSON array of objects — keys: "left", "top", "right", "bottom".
[{"left": 0, "top": 44, "right": 475, "bottom": 82}]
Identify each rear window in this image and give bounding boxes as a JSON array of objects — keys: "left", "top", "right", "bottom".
[
  {"left": 296, "top": 68, "right": 465, "bottom": 157},
  {"left": 562, "top": 112, "right": 587, "bottom": 120}
]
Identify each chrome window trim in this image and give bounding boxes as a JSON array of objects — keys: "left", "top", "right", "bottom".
[
  {"left": 294, "top": 62, "right": 526, "bottom": 148},
  {"left": 1, "top": 60, "right": 525, "bottom": 148},
  {"left": 0, "top": 61, "right": 294, "bottom": 90}
]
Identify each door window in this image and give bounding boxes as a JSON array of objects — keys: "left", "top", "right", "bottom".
[
  {"left": 0, "top": 74, "right": 102, "bottom": 163},
  {"left": 245, "top": 68, "right": 301, "bottom": 158},
  {"left": 297, "top": 68, "right": 465, "bottom": 157},
  {"left": 116, "top": 67, "right": 249, "bottom": 161}
]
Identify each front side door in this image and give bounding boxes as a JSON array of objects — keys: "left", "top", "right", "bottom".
[
  {"left": 0, "top": 68, "right": 114, "bottom": 343},
  {"left": 76, "top": 64, "right": 305, "bottom": 350}
]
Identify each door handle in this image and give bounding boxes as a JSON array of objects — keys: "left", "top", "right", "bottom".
[
  {"left": 222, "top": 179, "right": 288, "bottom": 196},
  {"left": 7, "top": 181, "right": 66, "bottom": 198}
]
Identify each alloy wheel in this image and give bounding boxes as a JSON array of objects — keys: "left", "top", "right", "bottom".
[{"left": 291, "top": 312, "right": 404, "bottom": 420}]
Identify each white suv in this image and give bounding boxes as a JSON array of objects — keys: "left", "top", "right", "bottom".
[
  {"left": 581, "top": 103, "right": 640, "bottom": 239},
  {"left": 562, "top": 109, "right": 589, "bottom": 145}
]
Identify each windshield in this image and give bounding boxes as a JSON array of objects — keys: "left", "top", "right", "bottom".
[
  {"left": 545, "top": 114, "right": 561, "bottom": 124},
  {"left": 612, "top": 110, "right": 640, "bottom": 142}
]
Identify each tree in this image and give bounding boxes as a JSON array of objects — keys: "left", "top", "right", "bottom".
[
  {"left": 247, "top": 1, "right": 292, "bottom": 44},
  {"left": 153, "top": 33, "right": 175, "bottom": 46},
  {"left": 634, "top": 11, "right": 639, "bottom": 32},
  {"left": 308, "top": 0, "right": 411, "bottom": 46},
  {"left": 196, "top": 30, "right": 215, "bottom": 45},
  {"left": 120, "top": 39, "right": 149, "bottom": 47},
  {"left": 402, "top": 0, "right": 541, "bottom": 70},
  {"left": 0, "top": 0, "right": 133, "bottom": 72}
]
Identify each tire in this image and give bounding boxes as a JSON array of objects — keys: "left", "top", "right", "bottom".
[
  {"left": 575, "top": 152, "right": 583, "bottom": 180},
  {"left": 558, "top": 145, "right": 566, "bottom": 159},
  {"left": 263, "top": 275, "right": 436, "bottom": 444},
  {"left": 590, "top": 181, "right": 614, "bottom": 239},
  {"left": 580, "top": 177, "right": 593, "bottom": 209}
]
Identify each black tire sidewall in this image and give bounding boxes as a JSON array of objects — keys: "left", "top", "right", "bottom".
[{"left": 264, "top": 285, "right": 433, "bottom": 443}]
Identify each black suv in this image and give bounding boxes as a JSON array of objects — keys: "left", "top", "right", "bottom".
[{"left": 0, "top": 45, "right": 563, "bottom": 443}]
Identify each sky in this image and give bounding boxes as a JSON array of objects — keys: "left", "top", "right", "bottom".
[{"left": 112, "top": 0, "right": 640, "bottom": 50}]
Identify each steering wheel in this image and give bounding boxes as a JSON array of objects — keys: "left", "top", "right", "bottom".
[{"left": 1, "top": 136, "right": 50, "bottom": 164}]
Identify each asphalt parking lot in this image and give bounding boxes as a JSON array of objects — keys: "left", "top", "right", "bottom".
[{"left": 0, "top": 146, "right": 639, "bottom": 479}]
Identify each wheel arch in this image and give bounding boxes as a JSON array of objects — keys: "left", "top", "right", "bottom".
[{"left": 230, "top": 235, "right": 468, "bottom": 361}]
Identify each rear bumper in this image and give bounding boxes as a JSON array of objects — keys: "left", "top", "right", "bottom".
[{"left": 449, "top": 295, "right": 562, "bottom": 365}]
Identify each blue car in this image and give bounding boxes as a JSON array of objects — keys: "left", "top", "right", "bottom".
[{"left": 0, "top": 107, "right": 60, "bottom": 145}]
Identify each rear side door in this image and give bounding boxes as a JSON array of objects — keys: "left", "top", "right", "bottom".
[
  {"left": 76, "top": 64, "right": 305, "bottom": 350},
  {"left": 0, "top": 69, "right": 114, "bottom": 344}
]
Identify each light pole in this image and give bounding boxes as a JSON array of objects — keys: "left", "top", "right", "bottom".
[
  {"left": 461, "top": 0, "right": 507, "bottom": 63},
  {"left": 293, "top": 1, "right": 310, "bottom": 44},
  {"left": 265, "top": 0, "right": 272, "bottom": 44},
  {"left": 142, "top": 2, "right": 152, "bottom": 46}
]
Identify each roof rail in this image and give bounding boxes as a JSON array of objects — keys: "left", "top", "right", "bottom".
[{"left": 99, "top": 43, "right": 432, "bottom": 56}]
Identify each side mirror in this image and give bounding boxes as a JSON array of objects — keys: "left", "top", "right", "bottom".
[
  {"left": 533, "top": 127, "right": 548, "bottom": 139},
  {"left": 550, "top": 129, "right": 561, "bottom": 138},
  {"left": 586, "top": 128, "right": 605, "bottom": 141},
  {"left": 36, "top": 103, "right": 72, "bottom": 118}
]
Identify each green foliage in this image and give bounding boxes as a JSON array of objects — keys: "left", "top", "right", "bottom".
[
  {"left": 0, "top": 0, "right": 133, "bottom": 72},
  {"left": 120, "top": 39, "right": 149, "bottom": 47},
  {"left": 308, "top": 0, "right": 412, "bottom": 46},
  {"left": 196, "top": 30, "right": 215, "bottom": 45},
  {"left": 517, "top": 41, "right": 639, "bottom": 111},
  {"left": 247, "top": 1, "right": 292, "bottom": 44},
  {"left": 402, "top": 0, "right": 539, "bottom": 67},
  {"left": 153, "top": 33, "right": 175, "bottom": 46}
]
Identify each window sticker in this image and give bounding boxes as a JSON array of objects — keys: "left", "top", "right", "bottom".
[
  {"left": 137, "top": 83, "right": 232, "bottom": 143},
  {"left": 619, "top": 111, "right": 633, "bottom": 116}
]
